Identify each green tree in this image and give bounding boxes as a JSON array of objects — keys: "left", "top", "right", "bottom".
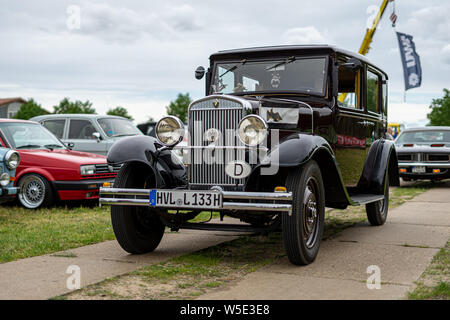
[
  {"left": 53, "top": 97, "right": 96, "bottom": 114},
  {"left": 107, "top": 106, "right": 133, "bottom": 120},
  {"left": 166, "top": 93, "right": 192, "bottom": 123},
  {"left": 14, "top": 98, "right": 49, "bottom": 120},
  {"left": 427, "top": 89, "right": 450, "bottom": 126}
]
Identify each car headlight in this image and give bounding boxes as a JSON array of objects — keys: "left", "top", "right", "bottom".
[
  {"left": 0, "top": 172, "right": 10, "bottom": 187},
  {"left": 155, "top": 116, "right": 185, "bottom": 146},
  {"left": 5, "top": 150, "right": 20, "bottom": 170},
  {"left": 80, "top": 165, "right": 96, "bottom": 175},
  {"left": 237, "top": 115, "right": 268, "bottom": 146}
]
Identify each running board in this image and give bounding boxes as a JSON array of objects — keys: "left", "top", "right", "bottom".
[
  {"left": 348, "top": 193, "right": 384, "bottom": 205},
  {"left": 164, "top": 222, "right": 280, "bottom": 233}
]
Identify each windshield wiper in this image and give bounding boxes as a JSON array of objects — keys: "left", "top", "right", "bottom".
[
  {"left": 219, "top": 59, "right": 247, "bottom": 78},
  {"left": 16, "top": 144, "right": 42, "bottom": 149},
  {"left": 266, "top": 56, "right": 296, "bottom": 71},
  {"left": 44, "top": 144, "right": 64, "bottom": 150}
]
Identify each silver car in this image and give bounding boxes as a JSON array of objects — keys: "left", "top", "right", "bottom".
[{"left": 30, "top": 114, "right": 143, "bottom": 155}]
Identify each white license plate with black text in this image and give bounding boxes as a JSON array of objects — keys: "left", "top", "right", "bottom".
[
  {"left": 412, "top": 166, "right": 426, "bottom": 173},
  {"left": 149, "top": 190, "right": 222, "bottom": 209}
]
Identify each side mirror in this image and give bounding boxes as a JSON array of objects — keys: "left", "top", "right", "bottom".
[
  {"left": 92, "top": 132, "right": 101, "bottom": 142},
  {"left": 67, "top": 142, "right": 75, "bottom": 150},
  {"left": 195, "top": 66, "right": 205, "bottom": 80},
  {"left": 341, "top": 58, "right": 362, "bottom": 71}
]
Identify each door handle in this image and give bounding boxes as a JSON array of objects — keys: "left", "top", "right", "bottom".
[{"left": 357, "top": 121, "right": 375, "bottom": 127}]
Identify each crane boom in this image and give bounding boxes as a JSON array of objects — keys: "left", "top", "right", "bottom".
[{"left": 338, "top": 0, "right": 390, "bottom": 103}]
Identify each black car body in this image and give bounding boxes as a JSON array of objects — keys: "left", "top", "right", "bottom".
[
  {"left": 396, "top": 127, "right": 450, "bottom": 181},
  {"left": 100, "top": 45, "right": 399, "bottom": 265}
]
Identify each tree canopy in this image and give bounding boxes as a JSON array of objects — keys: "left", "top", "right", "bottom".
[
  {"left": 107, "top": 106, "right": 133, "bottom": 120},
  {"left": 166, "top": 93, "right": 192, "bottom": 123},
  {"left": 427, "top": 89, "right": 450, "bottom": 126},
  {"left": 53, "top": 97, "right": 96, "bottom": 114},
  {"left": 14, "top": 99, "right": 49, "bottom": 120}
]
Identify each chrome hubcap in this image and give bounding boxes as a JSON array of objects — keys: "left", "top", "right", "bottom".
[
  {"left": 19, "top": 176, "right": 45, "bottom": 208},
  {"left": 302, "top": 178, "right": 319, "bottom": 249}
]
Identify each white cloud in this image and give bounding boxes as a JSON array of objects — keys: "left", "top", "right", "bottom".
[
  {"left": 282, "top": 26, "right": 328, "bottom": 45},
  {"left": 388, "top": 102, "right": 429, "bottom": 127}
]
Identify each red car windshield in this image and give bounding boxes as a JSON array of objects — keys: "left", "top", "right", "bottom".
[{"left": 0, "top": 122, "right": 66, "bottom": 150}]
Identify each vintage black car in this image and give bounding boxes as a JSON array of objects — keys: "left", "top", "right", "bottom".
[
  {"left": 396, "top": 127, "right": 450, "bottom": 181},
  {"left": 100, "top": 45, "right": 399, "bottom": 265}
]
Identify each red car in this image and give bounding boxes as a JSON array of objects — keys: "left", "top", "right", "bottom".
[{"left": 0, "top": 119, "right": 118, "bottom": 209}]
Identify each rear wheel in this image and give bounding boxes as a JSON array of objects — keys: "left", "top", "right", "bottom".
[
  {"left": 18, "top": 174, "right": 54, "bottom": 209},
  {"left": 111, "top": 163, "right": 165, "bottom": 254},
  {"left": 366, "top": 178, "right": 389, "bottom": 226},
  {"left": 282, "top": 160, "right": 325, "bottom": 265}
]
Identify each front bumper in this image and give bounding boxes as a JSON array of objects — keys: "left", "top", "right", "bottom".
[
  {"left": 53, "top": 178, "right": 115, "bottom": 191},
  {"left": 99, "top": 187, "right": 293, "bottom": 214},
  {"left": 0, "top": 186, "right": 19, "bottom": 203},
  {"left": 398, "top": 162, "right": 450, "bottom": 179}
]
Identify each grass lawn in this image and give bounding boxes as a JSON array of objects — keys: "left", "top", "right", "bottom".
[
  {"left": 408, "top": 240, "right": 450, "bottom": 300},
  {"left": 0, "top": 204, "right": 114, "bottom": 263}
]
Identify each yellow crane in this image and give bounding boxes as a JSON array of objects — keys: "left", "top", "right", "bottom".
[{"left": 338, "top": 0, "right": 391, "bottom": 103}]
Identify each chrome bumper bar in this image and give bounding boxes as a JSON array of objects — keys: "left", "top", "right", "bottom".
[
  {"left": 398, "top": 162, "right": 450, "bottom": 168},
  {"left": 99, "top": 187, "right": 292, "bottom": 214}
]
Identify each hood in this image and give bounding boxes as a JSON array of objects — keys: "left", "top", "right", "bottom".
[{"left": 18, "top": 148, "right": 107, "bottom": 166}]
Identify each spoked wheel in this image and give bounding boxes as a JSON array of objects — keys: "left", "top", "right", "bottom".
[
  {"left": 18, "top": 174, "right": 54, "bottom": 209},
  {"left": 282, "top": 160, "right": 325, "bottom": 265},
  {"left": 366, "top": 177, "right": 389, "bottom": 226},
  {"left": 111, "top": 162, "right": 165, "bottom": 254}
]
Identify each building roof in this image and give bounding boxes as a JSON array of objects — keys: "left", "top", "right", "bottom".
[{"left": 0, "top": 97, "right": 26, "bottom": 107}]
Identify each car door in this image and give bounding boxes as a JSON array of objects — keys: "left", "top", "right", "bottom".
[
  {"left": 365, "top": 66, "right": 387, "bottom": 149},
  {"left": 334, "top": 57, "right": 369, "bottom": 187},
  {"left": 66, "top": 118, "right": 107, "bottom": 155}
]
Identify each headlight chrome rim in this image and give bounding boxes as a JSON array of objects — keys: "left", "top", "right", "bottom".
[
  {"left": 237, "top": 115, "right": 268, "bottom": 147},
  {"left": 5, "top": 150, "right": 20, "bottom": 170},
  {"left": 155, "top": 116, "right": 185, "bottom": 147},
  {"left": 80, "top": 165, "right": 96, "bottom": 175}
]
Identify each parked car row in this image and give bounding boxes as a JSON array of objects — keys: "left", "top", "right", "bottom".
[{"left": 0, "top": 115, "right": 143, "bottom": 209}]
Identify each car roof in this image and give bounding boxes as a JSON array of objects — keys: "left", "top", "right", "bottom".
[
  {"left": 30, "top": 114, "right": 127, "bottom": 121},
  {"left": 402, "top": 126, "right": 450, "bottom": 132},
  {"left": 0, "top": 118, "right": 39, "bottom": 124},
  {"left": 210, "top": 44, "right": 387, "bottom": 77}
]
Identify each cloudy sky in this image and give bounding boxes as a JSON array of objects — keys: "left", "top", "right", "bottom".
[{"left": 0, "top": 0, "right": 449, "bottom": 126}]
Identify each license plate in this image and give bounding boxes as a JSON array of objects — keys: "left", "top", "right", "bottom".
[
  {"left": 412, "top": 166, "right": 426, "bottom": 173},
  {"left": 149, "top": 190, "right": 222, "bottom": 209}
]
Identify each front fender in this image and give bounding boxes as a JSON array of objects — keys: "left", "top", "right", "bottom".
[
  {"left": 357, "top": 139, "right": 399, "bottom": 194},
  {"left": 260, "top": 133, "right": 334, "bottom": 168},
  {"left": 107, "top": 136, "right": 187, "bottom": 188}
]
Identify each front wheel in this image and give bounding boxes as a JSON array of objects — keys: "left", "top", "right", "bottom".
[
  {"left": 111, "top": 162, "right": 165, "bottom": 254},
  {"left": 18, "top": 174, "right": 54, "bottom": 209},
  {"left": 282, "top": 160, "right": 325, "bottom": 265},
  {"left": 366, "top": 178, "right": 389, "bottom": 226}
]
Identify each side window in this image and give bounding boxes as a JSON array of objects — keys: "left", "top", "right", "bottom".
[
  {"left": 42, "top": 119, "right": 66, "bottom": 139},
  {"left": 68, "top": 120, "right": 96, "bottom": 140},
  {"left": 337, "top": 62, "right": 361, "bottom": 109},
  {"left": 367, "top": 69, "right": 380, "bottom": 114}
]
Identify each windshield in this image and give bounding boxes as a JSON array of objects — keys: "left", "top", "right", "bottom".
[
  {"left": 0, "top": 122, "right": 66, "bottom": 150},
  {"left": 212, "top": 57, "right": 327, "bottom": 96},
  {"left": 396, "top": 130, "right": 450, "bottom": 145},
  {"left": 97, "top": 118, "right": 142, "bottom": 138}
]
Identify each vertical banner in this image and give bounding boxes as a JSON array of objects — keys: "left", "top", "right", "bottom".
[{"left": 396, "top": 32, "right": 422, "bottom": 90}]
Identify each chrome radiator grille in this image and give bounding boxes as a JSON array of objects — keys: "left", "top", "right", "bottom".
[{"left": 188, "top": 97, "right": 245, "bottom": 188}]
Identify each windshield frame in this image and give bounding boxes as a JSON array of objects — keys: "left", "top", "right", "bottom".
[
  {"left": 210, "top": 55, "right": 329, "bottom": 97},
  {"left": 0, "top": 122, "right": 67, "bottom": 150}
]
